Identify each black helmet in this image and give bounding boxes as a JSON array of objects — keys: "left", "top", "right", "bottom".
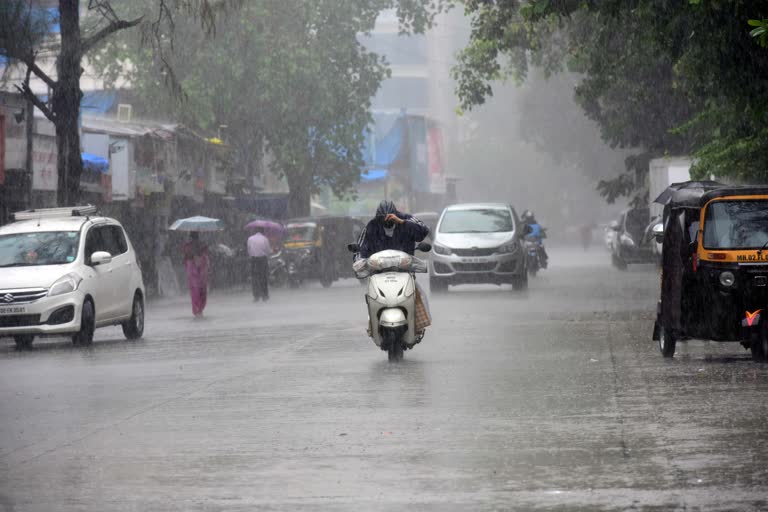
[
  {"left": 376, "top": 200, "right": 398, "bottom": 228},
  {"left": 522, "top": 210, "right": 535, "bottom": 222}
]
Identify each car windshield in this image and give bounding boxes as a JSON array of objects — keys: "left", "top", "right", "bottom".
[
  {"left": 286, "top": 224, "right": 316, "bottom": 242},
  {"left": 0, "top": 231, "right": 80, "bottom": 267},
  {"left": 439, "top": 209, "right": 514, "bottom": 234},
  {"left": 703, "top": 200, "right": 768, "bottom": 249}
]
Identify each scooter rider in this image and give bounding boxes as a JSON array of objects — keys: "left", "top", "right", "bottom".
[
  {"left": 357, "top": 200, "right": 430, "bottom": 258},
  {"left": 522, "top": 210, "right": 549, "bottom": 268},
  {"left": 356, "top": 200, "right": 431, "bottom": 339}
]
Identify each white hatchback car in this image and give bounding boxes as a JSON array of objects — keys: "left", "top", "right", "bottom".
[{"left": 0, "top": 206, "right": 145, "bottom": 349}]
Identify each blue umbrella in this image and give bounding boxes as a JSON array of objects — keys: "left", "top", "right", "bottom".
[{"left": 168, "top": 216, "right": 224, "bottom": 232}]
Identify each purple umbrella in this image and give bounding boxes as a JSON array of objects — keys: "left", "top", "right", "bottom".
[{"left": 245, "top": 219, "right": 285, "bottom": 235}]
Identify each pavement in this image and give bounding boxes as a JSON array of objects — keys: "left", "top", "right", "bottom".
[{"left": 2, "top": 246, "right": 768, "bottom": 511}]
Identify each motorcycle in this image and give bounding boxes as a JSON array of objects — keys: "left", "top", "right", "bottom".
[
  {"left": 348, "top": 242, "right": 431, "bottom": 362},
  {"left": 268, "top": 251, "right": 287, "bottom": 288},
  {"left": 524, "top": 232, "right": 547, "bottom": 277}
]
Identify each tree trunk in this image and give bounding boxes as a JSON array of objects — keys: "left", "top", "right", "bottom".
[
  {"left": 55, "top": 0, "right": 84, "bottom": 206},
  {"left": 286, "top": 170, "right": 311, "bottom": 218}
]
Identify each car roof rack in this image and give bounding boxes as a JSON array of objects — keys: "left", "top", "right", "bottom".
[{"left": 11, "top": 205, "right": 98, "bottom": 221}]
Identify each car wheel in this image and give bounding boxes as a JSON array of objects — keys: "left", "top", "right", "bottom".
[
  {"left": 13, "top": 335, "right": 34, "bottom": 350},
  {"left": 612, "top": 253, "right": 627, "bottom": 270},
  {"left": 658, "top": 326, "right": 676, "bottom": 358},
  {"left": 511, "top": 273, "right": 528, "bottom": 291},
  {"left": 751, "top": 329, "right": 768, "bottom": 362},
  {"left": 122, "top": 293, "right": 145, "bottom": 340},
  {"left": 72, "top": 299, "right": 95, "bottom": 346},
  {"left": 429, "top": 276, "right": 448, "bottom": 293}
]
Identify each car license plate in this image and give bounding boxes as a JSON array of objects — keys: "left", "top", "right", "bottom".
[
  {"left": 461, "top": 258, "right": 487, "bottom": 263},
  {"left": 0, "top": 306, "right": 26, "bottom": 315}
]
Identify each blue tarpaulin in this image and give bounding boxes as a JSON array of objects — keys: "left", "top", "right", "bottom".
[
  {"left": 361, "top": 169, "right": 388, "bottom": 182},
  {"left": 0, "top": 7, "right": 59, "bottom": 66},
  {"left": 36, "top": 90, "right": 117, "bottom": 115},
  {"left": 81, "top": 152, "right": 109, "bottom": 174}
]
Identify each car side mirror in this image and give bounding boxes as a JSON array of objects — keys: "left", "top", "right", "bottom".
[
  {"left": 347, "top": 243, "right": 360, "bottom": 253},
  {"left": 652, "top": 223, "right": 664, "bottom": 243},
  {"left": 417, "top": 242, "right": 432, "bottom": 253},
  {"left": 609, "top": 221, "right": 620, "bottom": 232},
  {"left": 90, "top": 251, "right": 112, "bottom": 266}
]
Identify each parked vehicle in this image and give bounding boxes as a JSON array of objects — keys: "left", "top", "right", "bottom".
[
  {"left": 283, "top": 216, "right": 365, "bottom": 288},
  {"left": 608, "top": 207, "right": 656, "bottom": 269},
  {"left": 0, "top": 206, "right": 146, "bottom": 349},
  {"left": 348, "top": 244, "right": 431, "bottom": 361},
  {"left": 651, "top": 182, "right": 768, "bottom": 360},
  {"left": 429, "top": 203, "right": 529, "bottom": 291},
  {"left": 268, "top": 251, "right": 287, "bottom": 288}
]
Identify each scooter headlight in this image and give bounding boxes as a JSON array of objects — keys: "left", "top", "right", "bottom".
[{"left": 720, "top": 271, "right": 735, "bottom": 287}]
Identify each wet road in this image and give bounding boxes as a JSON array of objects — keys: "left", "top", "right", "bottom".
[{"left": 2, "top": 247, "right": 768, "bottom": 511}]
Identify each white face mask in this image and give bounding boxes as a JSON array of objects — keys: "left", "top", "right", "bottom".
[{"left": 384, "top": 225, "right": 395, "bottom": 237}]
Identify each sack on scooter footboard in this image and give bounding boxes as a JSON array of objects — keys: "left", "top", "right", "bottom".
[{"left": 415, "top": 286, "right": 431, "bottom": 331}]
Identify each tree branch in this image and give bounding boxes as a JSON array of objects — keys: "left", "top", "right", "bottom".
[
  {"left": 15, "top": 65, "right": 54, "bottom": 122},
  {"left": 22, "top": 57, "right": 57, "bottom": 90},
  {"left": 81, "top": 16, "right": 144, "bottom": 54}
]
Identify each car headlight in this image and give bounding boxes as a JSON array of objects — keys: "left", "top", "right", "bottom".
[
  {"left": 433, "top": 243, "right": 452, "bottom": 256},
  {"left": 498, "top": 242, "right": 518, "bottom": 254},
  {"left": 48, "top": 272, "right": 83, "bottom": 297},
  {"left": 620, "top": 234, "right": 635, "bottom": 247},
  {"left": 720, "top": 271, "right": 735, "bottom": 287}
]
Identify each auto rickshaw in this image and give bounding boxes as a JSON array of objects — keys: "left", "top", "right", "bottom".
[
  {"left": 653, "top": 182, "right": 768, "bottom": 360},
  {"left": 283, "top": 216, "right": 365, "bottom": 288}
]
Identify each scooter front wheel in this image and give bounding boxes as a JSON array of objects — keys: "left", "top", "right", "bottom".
[{"left": 388, "top": 343, "right": 404, "bottom": 362}]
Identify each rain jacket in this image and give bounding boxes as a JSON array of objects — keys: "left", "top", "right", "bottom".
[{"left": 358, "top": 211, "right": 430, "bottom": 259}]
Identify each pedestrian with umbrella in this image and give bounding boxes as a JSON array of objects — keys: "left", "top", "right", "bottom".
[{"left": 170, "top": 216, "right": 223, "bottom": 318}]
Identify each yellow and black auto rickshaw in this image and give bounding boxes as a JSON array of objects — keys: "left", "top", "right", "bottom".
[
  {"left": 653, "top": 182, "right": 768, "bottom": 359},
  {"left": 282, "top": 216, "right": 365, "bottom": 288}
]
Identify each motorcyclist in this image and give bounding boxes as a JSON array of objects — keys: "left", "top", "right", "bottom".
[
  {"left": 522, "top": 210, "right": 549, "bottom": 268},
  {"left": 357, "top": 200, "right": 430, "bottom": 258}
]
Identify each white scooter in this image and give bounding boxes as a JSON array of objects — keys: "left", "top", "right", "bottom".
[{"left": 348, "top": 243, "right": 431, "bottom": 361}]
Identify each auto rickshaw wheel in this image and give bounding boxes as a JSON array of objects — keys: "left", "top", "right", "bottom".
[
  {"left": 658, "top": 326, "right": 676, "bottom": 358},
  {"left": 751, "top": 331, "right": 768, "bottom": 362}
]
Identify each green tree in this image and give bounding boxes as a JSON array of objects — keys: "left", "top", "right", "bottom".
[
  {"left": 0, "top": 0, "right": 225, "bottom": 206},
  {"left": 94, "top": 1, "right": 444, "bottom": 217},
  {"left": 453, "top": 0, "right": 768, "bottom": 200}
]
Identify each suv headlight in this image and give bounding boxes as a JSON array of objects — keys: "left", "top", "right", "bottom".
[
  {"left": 498, "top": 242, "right": 519, "bottom": 254},
  {"left": 49, "top": 272, "right": 83, "bottom": 297},
  {"left": 433, "top": 243, "right": 452, "bottom": 256}
]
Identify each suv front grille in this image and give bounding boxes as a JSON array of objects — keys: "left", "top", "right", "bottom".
[
  {"left": 0, "top": 288, "right": 48, "bottom": 305},
  {"left": 0, "top": 314, "right": 41, "bottom": 328},
  {"left": 452, "top": 248, "right": 496, "bottom": 257}
]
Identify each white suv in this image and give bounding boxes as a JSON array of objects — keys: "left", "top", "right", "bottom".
[{"left": 0, "top": 206, "right": 145, "bottom": 349}]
